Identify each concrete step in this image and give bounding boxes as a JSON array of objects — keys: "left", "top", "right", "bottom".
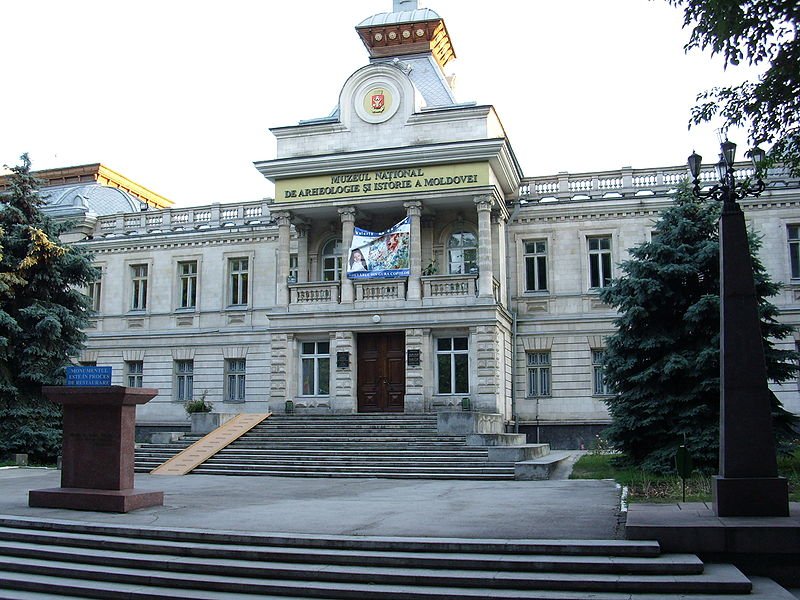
[
  {"left": 0, "top": 516, "right": 790, "bottom": 599},
  {"left": 0, "top": 550, "right": 754, "bottom": 595},
  {"left": 184, "top": 468, "right": 517, "bottom": 479},
  {"left": 135, "top": 413, "right": 529, "bottom": 480},
  {"left": 0, "top": 531, "right": 791, "bottom": 600},
  {"left": 0, "top": 527, "right": 697, "bottom": 574},
  {"left": 0, "top": 517, "right": 664, "bottom": 555}
]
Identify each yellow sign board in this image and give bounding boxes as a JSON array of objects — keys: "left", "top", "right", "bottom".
[{"left": 275, "top": 162, "right": 489, "bottom": 203}]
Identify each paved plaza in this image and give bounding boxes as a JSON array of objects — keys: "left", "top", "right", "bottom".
[{"left": 0, "top": 467, "right": 623, "bottom": 539}]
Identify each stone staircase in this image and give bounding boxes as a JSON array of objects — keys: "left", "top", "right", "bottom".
[
  {"left": 0, "top": 515, "right": 793, "bottom": 599},
  {"left": 136, "top": 414, "right": 521, "bottom": 480}
]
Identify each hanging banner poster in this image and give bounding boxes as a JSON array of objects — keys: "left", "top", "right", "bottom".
[{"left": 347, "top": 217, "right": 410, "bottom": 279}]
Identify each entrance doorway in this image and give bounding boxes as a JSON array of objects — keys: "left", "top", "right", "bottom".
[{"left": 357, "top": 332, "right": 405, "bottom": 413}]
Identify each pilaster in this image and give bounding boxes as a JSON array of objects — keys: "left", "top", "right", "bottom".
[
  {"left": 296, "top": 223, "right": 309, "bottom": 283},
  {"left": 333, "top": 330, "right": 356, "bottom": 413},
  {"left": 404, "top": 328, "right": 425, "bottom": 412}
]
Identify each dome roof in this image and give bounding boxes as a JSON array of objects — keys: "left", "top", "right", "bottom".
[
  {"left": 42, "top": 182, "right": 143, "bottom": 217},
  {"left": 357, "top": 8, "right": 441, "bottom": 27}
]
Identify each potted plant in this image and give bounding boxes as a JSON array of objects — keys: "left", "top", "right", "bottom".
[{"left": 185, "top": 391, "right": 216, "bottom": 434}]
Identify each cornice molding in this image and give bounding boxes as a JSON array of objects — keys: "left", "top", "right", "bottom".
[{"left": 255, "top": 138, "right": 522, "bottom": 195}]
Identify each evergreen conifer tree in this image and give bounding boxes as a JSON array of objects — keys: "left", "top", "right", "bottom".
[
  {"left": 600, "top": 182, "right": 798, "bottom": 473},
  {"left": 0, "top": 154, "right": 98, "bottom": 461}
]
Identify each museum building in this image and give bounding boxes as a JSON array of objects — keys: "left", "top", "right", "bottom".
[{"left": 23, "top": 1, "right": 800, "bottom": 446}]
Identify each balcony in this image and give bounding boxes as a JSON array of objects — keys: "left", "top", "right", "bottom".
[{"left": 286, "top": 274, "right": 496, "bottom": 310}]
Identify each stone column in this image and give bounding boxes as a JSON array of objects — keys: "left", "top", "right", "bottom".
[
  {"left": 474, "top": 196, "right": 494, "bottom": 299},
  {"left": 404, "top": 201, "right": 422, "bottom": 301},
  {"left": 339, "top": 207, "right": 356, "bottom": 304},
  {"left": 296, "top": 223, "right": 309, "bottom": 283},
  {"left": 274, "top": 211, "right": 292, "bottom": 307}
]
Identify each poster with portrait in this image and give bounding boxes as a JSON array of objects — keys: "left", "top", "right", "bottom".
[{"left": 347, "top": 217, "right": 410, "bottom": 279}]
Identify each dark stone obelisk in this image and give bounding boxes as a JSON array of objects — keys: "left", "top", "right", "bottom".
[
  {"left": 29, "top": 386, "right": 163, "bottom": 513},
  {"left": 713, "top": 198, "right": 789, "bottom": 516}
]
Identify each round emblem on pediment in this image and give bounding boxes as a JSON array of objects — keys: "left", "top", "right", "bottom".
[
  {"left": 416, "top": 28, "right": 425, "bottom": 38},
  {"left": 388, "top": 31, "right": 397, "bottom": 40},
  {"left": 374, "top": 32, "right": 383, "bottom": 41},
  {"left": 402, "top": 29, "right": 411, "bottom": 39},
  {"left": 354, "top": 80, "right": 400, "bottom": 124}
]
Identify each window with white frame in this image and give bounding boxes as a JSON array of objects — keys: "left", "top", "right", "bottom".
[
  {"left": 87, "top": 273, "right": 102, "bottom": 312},
  {"left": 225, "top": 358, "right": 246, "bottom": 402},
  {"left": 447, "top": 231, "right": 478, "bottom": 275},
  {"left": 301, "top": 341, "right": 330, "bottom": 396},
  {"left": 527, "top": 352, "right": 551, "bottom": 397},
  {"left": 228, "top": 258, "right": 249, "bottom": 306},
  {"left": 321, "top": 239, "right": 343, "bottom": 282},
  {"left": 126, "top": 361, "right": 143, "bottom": 388},
  {"left": 178, "top": 261, "right": 198, "bottom": 309},
  {"left": 436, "top": 336, "right": 469, "bottom": 394},
  {"left": 592, "top": 350, "right": 612, "bottom": 395},
  {"left": 788, "top": 225, "right": 800, "bottom": 279},
  {"left": 130, "top": 264, "right": 148, "bottom": 310},
  {"left": 588, "top": 236, "right": 612, "bottom": 289},
  {"left": 174, "top": 360, "right": 193, "bottom": 402},
  {"left": 524, "top": 240, "right": 548, "bottom": 292}
]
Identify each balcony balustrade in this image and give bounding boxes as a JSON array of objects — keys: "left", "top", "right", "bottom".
[{"left": 520, "top": 163, "right": 795, "bottom": 202}]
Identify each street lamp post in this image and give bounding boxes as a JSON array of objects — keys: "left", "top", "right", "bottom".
[{"left": 688, "top": 140, "right": 789, "bottom": 517}]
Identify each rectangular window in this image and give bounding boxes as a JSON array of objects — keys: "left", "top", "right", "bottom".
[
  {"left": 524, "top": 240, "right": 548, "bottom": 292},
  {"left": 588, "top": 236, "right": 612, "bottom": 289},
  {"left": 301, "top": 341, "right": 330, "bottom": 396},
  {"left": 178, "top": 261, "right": 198, "bottom": 309},
  {"left": 225, "top": 358, "right": 246, "bottom": 402},
  {"left": 131, "top": 264, "right": 148, "bottom": 310},
  {"left": 527, "top": 352, "right": 551, "bottom": 397},
  {"left": 126, "top": 361, "right": 143, "bottom": 388},
  {"left": 87, "top": 274, "right": 102, "bottom": 312},
  {"left": 174, "top": 360, "right": 194, "bottom": 402},
  {"left": 592, "top": 350, "right": 611, "bottom": 395},
  {"left": 436, "top": 337, "right": 469, "bottom": 394},
  {"left": 789, "top": 226, "right": 800, "bottom": 279},
  {"left": 228, "top": 258, "right": 249, "bottom": 306}
]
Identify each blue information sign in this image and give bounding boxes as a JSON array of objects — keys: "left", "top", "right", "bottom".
[{"left": 65, "top": 366, "right": 112, "bottom": 387}]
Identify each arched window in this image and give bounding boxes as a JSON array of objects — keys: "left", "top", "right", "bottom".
[
  {"left": 321, "top": 238, "right": 343, "bottom": 282},
  {"left": 447, "top": 230, "right": 478, "bottom": 274}
]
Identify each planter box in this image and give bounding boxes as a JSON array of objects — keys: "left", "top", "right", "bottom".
[{"left": 190, "top": 412, "right": 236, "bottom": 434}]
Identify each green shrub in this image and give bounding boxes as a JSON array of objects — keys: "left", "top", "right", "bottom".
[
  {"left": 0, "top": 404, "right": 62, "bottom": 463},
  {"left": 184, "top": 391, "right": 212, "bottom": 414}
]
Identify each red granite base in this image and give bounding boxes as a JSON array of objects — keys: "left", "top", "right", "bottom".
[{"left": 28, "top": 487, "right": 164, "bottom": 513}]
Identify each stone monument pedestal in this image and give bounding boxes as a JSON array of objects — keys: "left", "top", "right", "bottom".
[{"left": 29, "top": 386, "right": 163, "bottom": 513}]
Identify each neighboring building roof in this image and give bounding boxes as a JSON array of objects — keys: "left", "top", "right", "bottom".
[
  {"left": 0, "top": 163, "right": 173, "bottom": 211},
  {"left": 39, "top": 182, "right": 144, "bottom": 218}
]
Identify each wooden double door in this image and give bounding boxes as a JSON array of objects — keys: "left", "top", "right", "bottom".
[{"left": 357, "top": 332, "right": 405, "bottom": 413}]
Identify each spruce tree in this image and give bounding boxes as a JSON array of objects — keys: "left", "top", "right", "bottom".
[
  {"left": 0, "top": 154, "right": 98, "bottom": 461},
  {"left": 600, "top": 182, "right": 798, "bottom": 473}
]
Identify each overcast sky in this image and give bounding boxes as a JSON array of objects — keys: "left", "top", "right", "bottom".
[{"left": 2, "top": 0, "right": 758, "bottom": 207}]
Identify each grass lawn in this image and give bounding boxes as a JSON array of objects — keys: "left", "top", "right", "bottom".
[{"left": 570, "top": 449, "right": 800, "bottom": 503}]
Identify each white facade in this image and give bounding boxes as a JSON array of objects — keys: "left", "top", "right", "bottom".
[{"left": 57, "top": 3, "right": 800, "bottom": 447}]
